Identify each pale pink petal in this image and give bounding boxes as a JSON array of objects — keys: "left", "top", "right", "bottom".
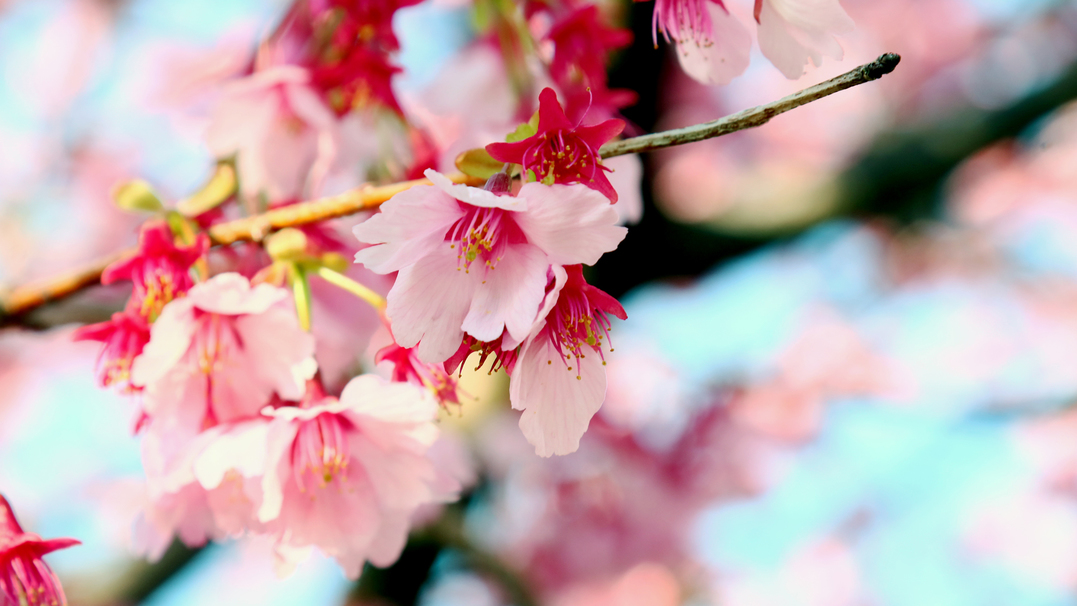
[
  {"left": 193, "top": 420, "right": 271, "bottom": 490},
  {"left": 235, "top": 306, "right": 316, "bottom": 401},
  {"left": 351, "top": 433, "right": 435, "bottom": 510},
  {"left": 675, "top": 3, "right": 752, "bottom": 85},
  {"left": 758, "top": 0, "right": 854, "bottom": 79},
  {"left": 130, "top": 298, "right": 196, "bottom": 387},
  {"left": 462, "top": 243, "right": 550, "bottom": 343},
  {"left": 514, "top": 183, "right": 627, "bottom": 266},
  {"left": 426, "top": 169, "right": 527, "bottom": 211},
  {"left": 340, "top": 374, "right": 440, "bottom": 427},
  {"left": 364, "top": 511, "right": 411, "bottom": 568},
  {"left": 257, "top": 419, "right": 301, "bottom": 523},
  {"left": 353, "top": 185, "right": 465, "bottom": 274},
  {"left": 510, "top": 332, "right": 607, "bottom": 457},
  {"left": 386, "top": 245, "right": 480, "bottom": 363},
  {"left": 185, "top": 273, "right": 288, "bottom": 315}
]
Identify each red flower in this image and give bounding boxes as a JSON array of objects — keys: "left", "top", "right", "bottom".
[
  {"left": 102, "top": 222, "right": 208, "bottom": 322},
  {"left": 486, "top": 88, "right": 624, "bottom": 202},
  {"left": 72, "top": 306, "right": 151, "bottom": 391},
  {"left": 0, "top": 495, "right": 80, "bottom": 606}
]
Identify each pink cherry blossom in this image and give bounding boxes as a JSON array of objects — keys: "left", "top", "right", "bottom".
[
  {"left": 0, "top": 495, "right": 80, "bottom": 606},
  {"left": 510, "top": 265, "right": 627, "bottom": 457},
  {"left": 754, "top": 0, "right": 855, "bottom": 79},
  {"left": 257, "top": 375, "right": 445, "bottom": 578},
  {"left": 130, "top": 273, "right": 316, "bottom": 431},
  {"left": 204, "top": 66, "right": 344, "bottom": 204},
  {"left": 650, "top": 0, "right": 751, "bottom": 86},
  {"left": 353, "top": 170, "right": 626, "bottom": 364}
]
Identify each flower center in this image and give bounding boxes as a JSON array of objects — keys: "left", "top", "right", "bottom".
[
  {"left": 1, "top": 553, "right": 64, "bottom": 606},
  {"left": 447, "top": 206, "right": 519, "bottom": 272},
  {"left": 525, "top": 132, "right": 599, "bottom": 186},
  {"left": 191, "top": 312, "right": 244, "bottom": 376},
  {"left": 548, "top": 289, "right": 614, "bottom": 377},
  {"left": 292, "top": 412, "right": 352, "bottom": 492}
]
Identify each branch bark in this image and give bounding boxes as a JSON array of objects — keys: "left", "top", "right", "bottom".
[{"left": 0, "top": 53, "right": 900, "bottom": 323}]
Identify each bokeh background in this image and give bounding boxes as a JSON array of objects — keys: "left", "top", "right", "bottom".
[{"left": 5, "top": 0, "right": 1077, "bottom": 604}]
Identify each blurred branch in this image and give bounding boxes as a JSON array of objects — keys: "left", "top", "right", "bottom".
[
  {"left": 0, "top": 56, "right": 902, "bottom": 326},
  {"left": 113, "top": 541, "right": 203, "bottom": 605},
  {"left": 600, "top": 52, "right": 901, "bottom": 158},
  {"left": 839, "top": 54, "right": 1077, "bottom": 219}
]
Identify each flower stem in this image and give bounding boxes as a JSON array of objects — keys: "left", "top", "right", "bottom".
[{"left": 314, "top": 266, "right": 386, "bottom": 312}]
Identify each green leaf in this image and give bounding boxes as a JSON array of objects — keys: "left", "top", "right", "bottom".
[
  {"left": 112, "top": 179, "right": 163, "bottom": 213},
  {"left": 455, "top": 148, "right": 505, "bottom": 180},
  {"left": 505, "top": 112, "right": 540, "bottom": 143}
]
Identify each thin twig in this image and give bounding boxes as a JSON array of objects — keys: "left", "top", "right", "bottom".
[
  {"left": 600, "top": 53, "right": 901, "bottom": 158},
  {"left": 0, "top": 53, "right": 900, "bottom": 323}
]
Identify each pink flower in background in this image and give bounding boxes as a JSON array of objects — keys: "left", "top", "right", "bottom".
[
  {"left": 545, "top": 6, "right": 636, "bottom": 122},
  {"left": 510, "top": 265, "right": 627, "bottom": 457},
  {"left": 487, "top": 88, "right": 625, "bottom": 202},
  {"left": 647, "top": 0, "right": 751, "bottom": 85},
  {"left": 0, "top": 495, "right": 80, "bottom": 606},
  {"left": 205, "top": 66, "right": 343, "bottom": 204},
  {"left": 257, "top": 376, "right": 445, "bottom": 578},
  {"left": 754, "top": 0, "right": 854, "bottom": 79},
  {"left": 72, "top": 307, "right": 151, "bottom": 390},
  {"left": 354, "top": 170, "right": 625, "bottom": 363},
  {"left": 130, "top": 273, "right": 316, "bottom": 430},
  {"left": 101, "top": 222, "right": 208, "bottom": 322}
]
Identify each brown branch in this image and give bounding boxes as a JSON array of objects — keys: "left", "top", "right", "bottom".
[
  {"left": 0, "top": 53, "right": 900, "bottom": 323},
  {"left": 600, "top": 52, "right": 901, "bottom": 158}
]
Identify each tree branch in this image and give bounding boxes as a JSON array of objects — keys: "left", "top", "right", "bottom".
[
  {"left": 0, "top": 53, "right": 900, "bottom": 324},
  {"left": 599, "top": 53, "right": 901, "bottom": 158}
]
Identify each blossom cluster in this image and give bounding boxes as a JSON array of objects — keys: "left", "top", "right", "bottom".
[{"left": 55, "top": 0, "right": 860, "bottom": 587}]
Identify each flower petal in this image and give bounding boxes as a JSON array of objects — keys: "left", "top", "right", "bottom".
[
  {"left": 510, "top": 332, "right": 607, "bottom": 457},
  {"left": 675, "top": 3, "right": 752, "bottom": 85},
  {"left": 353, "top": 184, "right": 464, "bottom": 274},
  {"left": 462, "top": 243, "right": 550, "bottom": 343},
  {"left": 514, "top": 183, "right": 627, "bottom": 266},
  {"left": 425, "top": 169, "right": 526, "bottom": 211},
  {"left": 386, "top": 244, "right": 479, "bottom": 363}
]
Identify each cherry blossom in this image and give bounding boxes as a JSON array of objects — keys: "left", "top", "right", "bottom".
[
  {"left": 510, "top": 265, "right": 627, "bottom": 457},
  {"left": 130, "top": 273, "right": 316, "bottom": 431},
  {"left": 486, "top": 88, "right": 625, "bottom": 202},
  {"left": 0, "top": 495, "right": 80, "bottom": 606},
  {"left": 72, "top": 307, "right": 151, "bottom": 390},
  {"left": 257, "top": 375, "right": 445, "bottom": 578},
  {"left": 100, "top": 221, "right": 208, "bottom": 322},
  {"left": 205, "top": 66, "right": 344, "bottom": 204},
  {"left": 353, "top": 169, "right": 626, "bottom": 364}
]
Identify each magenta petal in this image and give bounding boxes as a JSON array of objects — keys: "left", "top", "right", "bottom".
[{"left": 536, "top": 87, "right": 574, "bottom": 132}]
